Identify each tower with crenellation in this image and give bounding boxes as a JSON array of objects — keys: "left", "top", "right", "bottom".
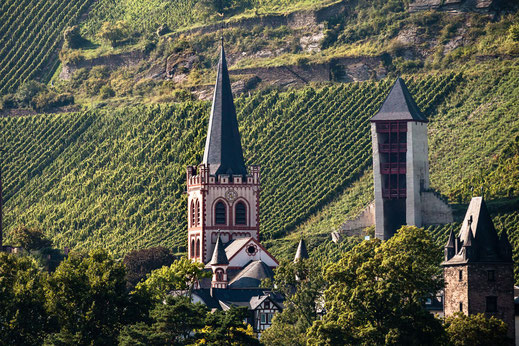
[{"left": 186, "top": 40, "right": 260, "bottom": 264}]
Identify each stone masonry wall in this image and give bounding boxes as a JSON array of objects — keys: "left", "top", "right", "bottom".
[
  {"left": 421, "top": 191, "right": 454, "bottom": 225},
  {"left": 444, "top": 265, "right": 469, "bottom": 316}
]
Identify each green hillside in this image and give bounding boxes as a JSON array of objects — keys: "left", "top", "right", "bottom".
[
  {"left": 0, "top": 0, "right": 94, "bottom": 95},
  {"left": 2, "top": 66, "right": 519, "bottom": 260}
]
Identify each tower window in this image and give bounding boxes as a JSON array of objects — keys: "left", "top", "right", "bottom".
[
  {"left": 215, "top": 201, "right": 226, "bottom": 225},
  {"left": 235, "top": 201, "right": 247, "bottom": 225},
  {"left": 190, "top": 201, "right": 196, "bottom": 227},
  {"left": 190, "top": 239, "right": 195, "bottom": 258},
  {"left": 487, "top": 270, "right": 495, "bottom": 282},
  {"left": 196, "top": 239, "right": 201, "bottom": 258},
  {"left": 458, "top": 270, "right": 463, "bottom": 281},
  {"left": 459, "top": 302, "right": 463, "bottom": 312},
  {"left": 215, "top": 269, "right": 224, "bottom": 281},
  {"left": 486, "top": 296, "right": 497, "bottom": 312},
  {"left": 196, "top": 199, "right": 200, "bottom": 226}
]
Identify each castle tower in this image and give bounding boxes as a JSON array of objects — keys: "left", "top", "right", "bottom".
[
  {"left": 210, "top": 234, "right": 229, "bottom": 288},
  {"left": 371, "top": 78, "right": 429, "bottom": 240},
  {"left": 186, "top": 40, "right": 260, "bottom": 263},
  {"left": 442, "top": 197, "right": 514, "bottom": 341}
]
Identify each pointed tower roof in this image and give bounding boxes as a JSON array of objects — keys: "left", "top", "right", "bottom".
[
  {"left": 370, "top": 78, "right": 427, "bottom": 122},
  {"left": 445, "top": 229, "right": 455, "bottom": 248},
  {"left": 294, "top": 238, "right": 309, "bottom": 262},
  {"left": 210, "top": 233, "right": 229, "bottom": 265},
  {"left": 202, "top": 39, "right": 247, "bottom": 177}
]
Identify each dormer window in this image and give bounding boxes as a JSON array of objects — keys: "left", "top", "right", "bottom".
[{"left": 215, "top": 201, "right": 226, "bottom": 225}]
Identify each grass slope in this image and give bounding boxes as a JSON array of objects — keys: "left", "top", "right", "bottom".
[
  {"left": 0, "top": 0, "right": 94, "bottom": 95},
  {"left": 2, "top": 74, "right": 459, "bottom": 256}
]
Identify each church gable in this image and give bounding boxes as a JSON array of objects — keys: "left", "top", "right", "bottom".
[{"left": 226, "top": 237, "right": 278, "bottom": 268}]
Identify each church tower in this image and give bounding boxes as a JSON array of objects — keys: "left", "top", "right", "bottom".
[
  {"left": 186, "top": 40, "right": 260, "bottom": 263},
  {"left": 371, "top": 78, "right": 429, "bottom": 240},
  {"left": 442, "top": 197, "right": 514, "bottom": 341}
]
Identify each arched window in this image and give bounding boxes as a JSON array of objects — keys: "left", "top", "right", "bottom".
[
  {"left": 235, "top": 201, "right": 247, "bottom": 225},
  {"left": 190, "top": 200, "right": 195, "bottom": 227},
  {"left": 196, "top": 200, "right": 200, "bottom": 226},
  {"left": 215, "top": 201, "right": 226, "bottom": 225},
  {"left": 216, "top": 269, "right": 224, "bottom": 281},
  {"left": 190, "top": 239, "right": 195, "bottom": 258},
  {"left": 195, "top": 239, "right": 201, "bottom": 258}
]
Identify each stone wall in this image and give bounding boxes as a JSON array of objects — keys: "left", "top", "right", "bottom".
[
  {"left": 336, "top": 202, "right": 375, "bottom": 236},
  {"left": 421, "top": 190, "right": 454, "bottom": 225},
  {"left": 409, "top": 0, "right": 500, "bottom": 13},
  {"left": 60, "top": 50, "right": 148, "bottom": 80},
  {"left": 444, "top": 265, "right": 469, "bottom": 315}
]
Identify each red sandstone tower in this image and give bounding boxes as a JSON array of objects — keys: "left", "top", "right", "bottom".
[{"left": 186, "top": 41, "right": 260, "bottom": 263}]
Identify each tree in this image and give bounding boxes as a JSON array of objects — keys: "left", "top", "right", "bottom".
[
  {"left": 261, "top": 258, "right": 325, "bottom": 346},
  {"left": 0, "top": 253, "right": 49, "bottom": 345},
  {"left": 44, "top": 249, "right": 132, "bottom": 345},
  {"left": 97, "top": 21, "right": 131, "bottom": 47},
  {"left": 63, "top": 25, "right": 87, "bottom": 49},
  {"left": 12, "top": 225, "right": 52, "bottom": 251},
  {"left": 119, "top": 296, "right": 207, "bottom": 345},
  {"left": 307, "top": 226, "right": 447, "bottom": 345},
  {"left": 444, "top": 313, "right": 509, "bottom": 346},
  {"left": 123, "top": 246, "right": 175, "bottom": 291},
  {"left": 200, "top": 306, "right": 260, "bottom": 345},
  {"left": 135, "top": 257, "right": 210, "bottom": 302}
]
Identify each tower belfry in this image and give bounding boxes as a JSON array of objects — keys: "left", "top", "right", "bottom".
[
  {"left": 186, "top": 40, "right": 260, "bottom": 263},
  {"left": 371, "top": 78, "right": 451, "bottom": 239}
]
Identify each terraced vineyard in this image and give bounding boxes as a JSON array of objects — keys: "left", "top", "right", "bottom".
[
  {"left": 0, "top": 0, "right": 94, "bottom": 95},
  {"left": 0, "top": 74, "right": 462, "bottom": 256}
]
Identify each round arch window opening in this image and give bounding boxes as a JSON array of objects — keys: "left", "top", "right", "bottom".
[{"left": 246, "top": 244, "right": 258, "bottom": 256}]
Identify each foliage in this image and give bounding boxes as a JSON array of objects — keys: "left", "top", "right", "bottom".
[
  {"left": 11, "top": 225, "right": 52, "bottom": 251},
  {"left": 307, "top": 226, "right": 446, "bottom": 345},
  {"left": 123, "top": 246, "right": 175, "bottom": 291},
  {"left": 135, "top": 257, "right": 209, "bottom": 302},
  {"left": 44, "top": 249, "right": 133, "bottom": 345},
  {"left": 444, "top": 312, "right": 510, "bottom": 346},
  {"left": 0, "top": 0, "right": 94, "bottom": 95},
  {"left": 119, "top": 296, "right": 207, "bottom": 345},
  {"left": 0, "top": 253, "right": 49, "bottom": 345},
  {"left": 261, "top": 257, "right": 325, "bottom": 346},
  {"left": 63, "top": 25, "right": 87, "bottom": 49},
  {"left": 199, "top": 306, "right": 260, "bottom": 345},
  {"left": 97, "top": 21, "right": 132, "bottom": 47}
]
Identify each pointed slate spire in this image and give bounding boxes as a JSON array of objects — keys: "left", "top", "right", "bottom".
[
  {"left": 210, "top": 233, "right": 229, "bottom": 265},
  {"left": 371, "top": 77, "right": 427, "bottom": 122},
  {"left": 294, "top": 238, "right": 309, "bottom": 262},
  {"left": 202, "top": 38, "right": 247, "bottom": 177},
  {"left": 444, "top": 229, "right": 455, "bottom": 261}
]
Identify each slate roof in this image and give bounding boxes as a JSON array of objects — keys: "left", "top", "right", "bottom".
[
  {"left": 228, "top": 260, "right": 275, "bottom": 288},
  {"left": 192, "top": 288, "right": 284, "bottom": 311},
  {"left": 443, "top": 197, "right": 513, "bottom": 265},
  {"left": 223, "top": 237, "right": 251, "bottom": 259},
  {"left": 202, "top": 39, "right": 247, "bottom": 177},
  {"left": 210, "top": 234, "right": 229, "bottom": 265},
  {"left": 294, "top": 238, "right": 309, "bottom": 262},
  {"left": 370, "top": 77, "right": 428, "bottom": 122}
]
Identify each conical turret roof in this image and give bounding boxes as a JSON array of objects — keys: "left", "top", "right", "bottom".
[
  {"left": 210, "top": 233, "right": 229, "bottom": 265},
  {"left": 371, "top": 78, "right": 427, "bottom": 122},
  {"left": 445, "top": 229, "right": 455, "bottom": 248},
  {"left": 294, "top": 238, "right": 309, "bottom": 262},
  {"left": 202, "top": 39, "right": 247, "bottom": 177}
]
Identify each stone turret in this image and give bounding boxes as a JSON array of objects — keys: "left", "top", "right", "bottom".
[
  {"left": 442, "top": 197, "right": 514, "bottom": 342},
  {"left": 210, "top": 234, "right": 229, "bottom": 289}
]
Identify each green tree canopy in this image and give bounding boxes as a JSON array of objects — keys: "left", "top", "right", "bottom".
[
  {"left": 44, "top": 249, "right": 132, "bottom": 345},
  {"left": 444, "top": 312, "right": 510, "bottom": 346},
  {"left": 0, "top": 253, "right": 48, "bottom": 345},
  {"left": 135, "top": 257, "right": 210, "bottom": 302},
  {"left": 307, "top": 226, "right": 446, "bottom": 345},
  {"left": 12, "top": 225, "right": 52, "bottom": 251},
  {"left": 261, "top": 257, "right": 325, "bottom": 346}
]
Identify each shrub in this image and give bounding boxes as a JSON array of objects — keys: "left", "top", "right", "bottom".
[
  {"left": 14, "top": 81, "right": 45, "bottom": 106},
  {"left": 63, "top": 25, "right": 86, "bottom": 49},
  {"left": 99, "top": 85, "right": 115, "bottom": 99},
  {"left": 98, "top": 21, "right": 131, "bottom": 47}
]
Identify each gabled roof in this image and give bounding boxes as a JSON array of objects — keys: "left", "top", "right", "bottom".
[
  {"left": 228, "top": 260, "right": 275, "bottom": 288},
  {"left": 202, "top": 39, "right": 247, "bottom": 177},
  {"left": 224, "top": 237, "right": 251, "bottom": 259},
  {"left": 210, "top": 234, "right": 229, "bottom": 265},
  {"left": 294, "top": 238, "right": 309, "bottom": 262},
  {"left": 443, "top": 197, "right": 512, "bottom": 265},
  {"left": 370, "top": 77, "right": 427, "bottom": 122}
]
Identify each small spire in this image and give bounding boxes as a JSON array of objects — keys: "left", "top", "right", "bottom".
[
  {"left": 464, "top": 224, "right": 474, "bottom": 248},
  {"left": 294, "top": 238, "right": 309, "bottom": 262},
  {"left": 445, "top": 229, "right": 455, "bottom": 248},
  {"left": 210, "top": 233, "right": 228, "bottom": 265}
]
